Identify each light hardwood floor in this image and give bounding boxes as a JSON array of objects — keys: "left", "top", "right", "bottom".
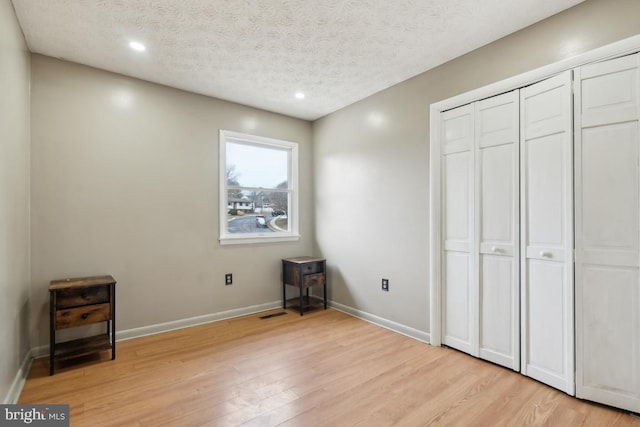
[{"left": 20, "top": 308, "right": 640, "bottom": 426}]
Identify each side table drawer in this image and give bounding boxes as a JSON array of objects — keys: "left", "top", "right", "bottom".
[
  {"left": 56, "top": 285, "right": 110, "bottom": 308},
  {"left": 303, "top": 272, "right": 325, "bottom": 288},
  {"left": 56, "top": 303, "right": 111, "bottom": 329},
  {"left": 302, "top": 262, "right": 323, "bottom": 274}
]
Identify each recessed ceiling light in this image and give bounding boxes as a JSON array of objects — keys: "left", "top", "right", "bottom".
[
  {"left": 129, "top": 41, "right": 146, "bottom": 52},
  {"left": 295, "top": 92, "right": 305, "bottom": 99}
]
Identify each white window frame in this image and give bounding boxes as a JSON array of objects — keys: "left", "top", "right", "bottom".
[{"left": 219, "top": 129, "right": 299, "bottom": 245}]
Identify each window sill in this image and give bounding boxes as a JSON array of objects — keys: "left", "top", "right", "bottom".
[{"left": 219, "top": 234, "right": 301, "bottom": 246}]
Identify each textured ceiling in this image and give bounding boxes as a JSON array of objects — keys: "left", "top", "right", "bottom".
[{"left": 12, "top": 0, "right": 584, "bottom": 120}]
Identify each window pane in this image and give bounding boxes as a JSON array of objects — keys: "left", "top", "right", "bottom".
[
  {"left": 226, "top": 190, "right": 289, "bottom": 234},
  {"left": 226, "top": 142, "right": 288, "bottom": 188}
]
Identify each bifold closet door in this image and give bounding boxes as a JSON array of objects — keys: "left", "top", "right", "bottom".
[
  {"left": 440, "top": 92, "right": 520, "bottom": 369},
  {"left": 575, "top": 53, "right": 640, "bottom": 412},
  {"left": 441, "top": 104, "right": 476, "bottom": 356},
  {"left": 475, "top": 91, "right": 520, "bottom": 370},
  {"left": 520, "top": 71, "right": 575, "bottom": 395}
]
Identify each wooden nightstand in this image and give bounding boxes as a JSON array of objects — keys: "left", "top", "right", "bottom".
[
  {"left": 49, "top": 275, "right": 116, "bottom": 375},
  {"left": 282, "top": 257, "right": 327, "bottom": 315}
]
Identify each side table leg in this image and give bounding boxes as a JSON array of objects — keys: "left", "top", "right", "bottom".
[
  {"left": 282, "top": 261, "right": 287, "bottom": 310},
  {"left": 323, "top": 260, "right": 327, "bottom": 310},
  {"left": 111, "top": 284, "right": 116, "bottom": 360},
  {"left": 282, "top": 278, "right": 286, "bottom": 309},
  {"left": 298, "top": 264, "right": 304, "bottom": 316},
  {"left": 49, "top": 292, "right": 55, "bottom": 375},
  {"left": 324, "top": 281, "right": 327, "bottom": 309},
  {"left": 299, "top": 285, "right": 304, "bottom": 316}
]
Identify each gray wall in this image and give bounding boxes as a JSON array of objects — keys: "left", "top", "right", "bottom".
[
  {"left": 313, "top": 0, "right": 640, "bottom": 334},
  {"left": 0, "top": 1, "right": 31, "bottom": 402},
  {"left": 29, "top": 55, "right": 313, "bottom": 348}
]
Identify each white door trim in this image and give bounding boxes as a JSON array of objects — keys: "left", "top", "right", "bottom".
[{"left": 429, "top": 34, "right": 640, "bottom": 347}]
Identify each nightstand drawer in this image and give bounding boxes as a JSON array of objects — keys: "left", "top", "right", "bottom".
[
  {"left": 56, "top": 303, "right": 111, "bottom": 329},
  {"left": 56, "top": 285, "right": 110, "bottom": 308},
  {"left": 303, "top": 272, "right": 325, "bottom": 288},
  {"left": 303, "top": 262, "right": 323, "bottom": 274}
]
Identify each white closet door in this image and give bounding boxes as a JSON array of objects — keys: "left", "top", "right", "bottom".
[
  {"left": 441, "top": 104, "right": 477, "bottom": 356},
  {"left": 520, "top": 71, "right": 575, "bottom": 395},
  {"left": 575, "top": 53, "right": 640, "bottom": 412},
  {"left": 475, "top": 91, "right": 520, "bottom": 370}
]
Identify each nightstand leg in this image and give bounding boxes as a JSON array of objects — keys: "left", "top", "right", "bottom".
[
  {"left": 111, "top": 284, "right": 116, "bottom": 360},
  {"left": 324, "top": 281, "right": 327, "bottom": 309},
  {"left": 282, "top": 262, "right": 287, "bottom": 309},
  {"left": 298, "top": 264, "right": 304, "bottom": 316},
  {"left": 49, "top": 292, "right": 55, "bottom": 375},
  {"left": 282, "top": 283, "right": 286, "bottom": 309},
  {"left": 299, "top": 286, "right": 304, "bottom": 316}
]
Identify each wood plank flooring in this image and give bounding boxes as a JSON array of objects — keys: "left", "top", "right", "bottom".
[{"left": 19, "top": 308, "right": 640, "bottom": 426}]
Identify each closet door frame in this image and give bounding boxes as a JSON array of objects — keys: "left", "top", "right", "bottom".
[{"left": 429, "top": 35, "right": 640, "bottom": 347}]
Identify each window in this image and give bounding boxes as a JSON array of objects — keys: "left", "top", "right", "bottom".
[{"left": 219, "top": 130, "right": 299, "bottom": 245}]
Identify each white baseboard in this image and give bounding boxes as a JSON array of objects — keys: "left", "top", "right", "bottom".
[
  {"left": 329, "top": 301, "right": 430, "bottom": 344},
  {"left": 30, "top": 300, "right": 282, "bottom": 359},
  {"left": 117, "top": 300, "right": 282, "bottom": 341},
  {"left": 3, "top": 349, "right": 35, "bottom": 404}
]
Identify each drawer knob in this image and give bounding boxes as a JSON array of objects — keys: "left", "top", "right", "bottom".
[
  {"left": 81, "top": 293, "right": 88, "bottom": 299},
  {"left": 81, "top": 313, "right": 89, "bottom": 319},
  {"left": 540, "top": 251, "right": 552, "bottom": 258}
]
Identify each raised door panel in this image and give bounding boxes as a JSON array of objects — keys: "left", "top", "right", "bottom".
[
  {"left": 442, "top": 105, "right": 476, "bottom": 355},
  {"left": 581, "top": 267, "right": 639, "bottom": 401},
  {"left": 444, "top": 252, "right": 472, "bottom": 352},
  {"left": 476, "top": 91, "right": 520, "bottom": 370},
  {"left": 526, "top": 260, "right": 567, "bottom": 389},
  {"left": 480, "top": 144, "right": 515, "bottom": 247},
  {"left": 525, "top": 133, "right": 566, "bottom": 250},
  {"left": 581, "top": 123, "right": 639, "bottom": 266},
  {"left": 479, "top": 255, "right": 516, "bottom": 367},
  {"left": 444, "top": 152, "right": 472, "bottom": 244},
  {"left": 575, "top": 53, "right": 640, "bottom": 412},
  {"left": 443, "top": 107, "right": 474, "bottom": 155},
  {"left": 520, "top": 71, "right": 574, "bottom": 395},
  {"left": 580, "top": 54, "right": 639, "bottom": 127},
  {"left": 477, "top": 98, "right": 516, "bottom": 149}
]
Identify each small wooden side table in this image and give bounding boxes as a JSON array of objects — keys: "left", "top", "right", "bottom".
[
  {"left": 282, "top": 257, "right": 327, "bottom": 315},
  {"left": 49, "top": 275, "right": 116, "bottom": 375}
]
